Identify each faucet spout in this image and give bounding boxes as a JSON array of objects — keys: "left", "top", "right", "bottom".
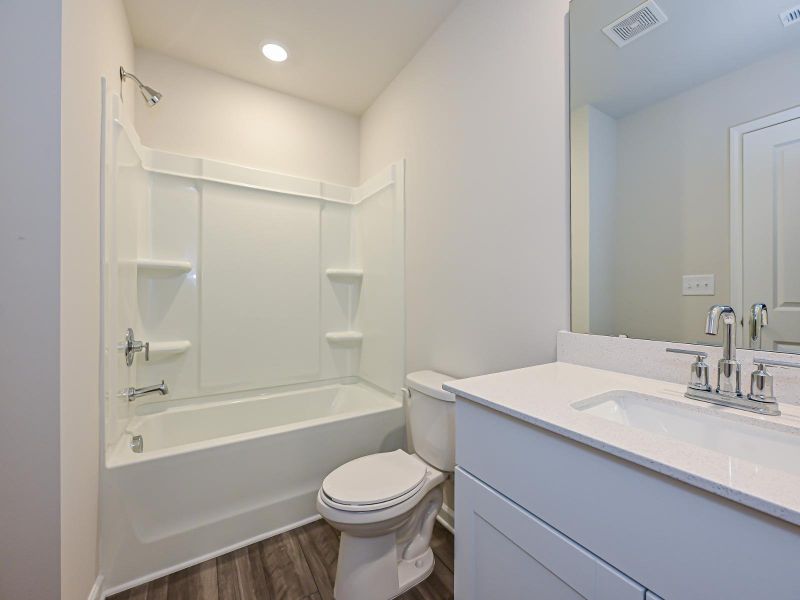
[
  {"left": 121, "top": 380, "right": 169, "bottom": 402},
  {"left": 705, "top": 305, "right": 736, "bottom": 361},
  {"left": 705, "top": 305, "right": 741, "bottom": 396}
]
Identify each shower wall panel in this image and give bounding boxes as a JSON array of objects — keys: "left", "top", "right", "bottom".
[
  {"left": 353, "top": 163, "right": 406, "bottom": 395},
  {"left": 200, "top": 184, "right": 321, "bottom": 391},
  {"left": 136, "top": 174, "right": 200, "bottom": 399},
  {"left": 104, "top": 94, "right": 404, "bottom": 446}
]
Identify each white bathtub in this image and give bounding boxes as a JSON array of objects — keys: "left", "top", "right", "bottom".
[{"left": 101, "top": 381, "right": 404, "bottom": 593}]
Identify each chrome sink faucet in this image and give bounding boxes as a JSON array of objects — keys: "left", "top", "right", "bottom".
[
  {"left": 666, "top": 304, "right": 790, "bottom": 416},
  {"left": 750, "top": 303, "right": 768, "bottom": 350},
  {"left": 121, "top": 380, "right": 169, "bottom": 402},
  {"left": 705, "top": 305, "right": 741, "bottom": 397}
]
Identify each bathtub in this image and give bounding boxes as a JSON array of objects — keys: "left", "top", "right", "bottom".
[{"left": 101, "top": 381, "right": 404, "bottom": 593}]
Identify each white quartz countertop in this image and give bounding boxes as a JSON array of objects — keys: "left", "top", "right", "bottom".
[{"left": 444, "top": 362, "right": 800, "bottom": 527}]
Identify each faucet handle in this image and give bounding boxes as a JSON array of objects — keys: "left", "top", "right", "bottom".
[
  {"left": 666, "top": 348, "right": 708, "bottom": 359},
  {"left": 120, "top": 328, "right": 150, "bottom": 366},
  {"left": 748, "top": 356, "right": 800, "bottom": 408},
  {"left": 667, "top": 348, "right": 711, "bottom": 391},
  {"left": 752, "top": 356, "right": 800, "bottom": 370}
]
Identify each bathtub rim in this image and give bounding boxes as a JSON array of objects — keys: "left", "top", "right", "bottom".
[{"left": 106, "top": 380, "right": 402, "bottom": 470}]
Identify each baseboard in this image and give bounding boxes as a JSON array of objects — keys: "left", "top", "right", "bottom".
[
  {"left": 88, "top": 576, "right": 104, "bottom": 600},
  {"left": 101, "top": 514, "right": 321, "bottom": 598},
  {"left": 437, "top": 503, "right": 455, "bottom": 535}
]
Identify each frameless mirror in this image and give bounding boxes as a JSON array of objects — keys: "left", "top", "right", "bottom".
[{"left": 570, "top": 0, "right": 800, "bottom": 353}]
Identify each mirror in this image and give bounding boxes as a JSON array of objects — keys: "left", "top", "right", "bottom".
[{"left": 570, "top": 0, "right": 800, "bottom": 353}]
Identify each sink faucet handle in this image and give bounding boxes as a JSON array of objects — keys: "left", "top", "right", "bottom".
[
  {"left": 666, "top": 348, "right": 711, "bottom": 391},
  {"left": 666, "top": 348, "right": 708, "bottom": 359},
  {"left": 748, "top": 357, "right": 800, "bottom": 407},
  {"left": 753, "top": 356, "right": 800, "bottom": 370}
]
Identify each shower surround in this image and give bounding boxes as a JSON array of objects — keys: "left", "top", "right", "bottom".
[{"left": 100, "top": 94, "right": 406, "bottom": 593}]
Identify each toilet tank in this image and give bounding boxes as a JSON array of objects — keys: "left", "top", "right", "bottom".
[{"left": 405, "top": 370, "right": 456, "bottom": 472}]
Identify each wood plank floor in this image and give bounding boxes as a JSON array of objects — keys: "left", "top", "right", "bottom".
[{"left": 109, "top": 520, "right": 454, "bottom": 600}]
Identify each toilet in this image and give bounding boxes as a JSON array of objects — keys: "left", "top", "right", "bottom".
[{"left": 316, "top": 370, "right": 456, "bottom": 600}]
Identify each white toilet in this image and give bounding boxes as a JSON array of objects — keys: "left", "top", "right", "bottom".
[{"left": 316, "top": 370, "right": 456, "bottom": 600}]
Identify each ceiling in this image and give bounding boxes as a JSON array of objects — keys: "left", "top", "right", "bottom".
[
  {"left": 571, "top": 0, "right": 800, "bottom": 118},
  {"left": 123, "top": 0, "right": 460, "bottom": 115}
]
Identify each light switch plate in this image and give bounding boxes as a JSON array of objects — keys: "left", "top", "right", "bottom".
[{"left": 682, "top": 274, "right": 715, "bottom": 296}]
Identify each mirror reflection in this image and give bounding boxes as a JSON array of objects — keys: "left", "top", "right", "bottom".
[{"left": 570, "top": 0, "right": 800, "bottom": 353}]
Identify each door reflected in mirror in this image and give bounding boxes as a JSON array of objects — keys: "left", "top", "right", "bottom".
[{"left": 570, "top": 0, "right": 800, "bottom": 353}]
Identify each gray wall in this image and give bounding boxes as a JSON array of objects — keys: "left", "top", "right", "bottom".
[{"left": 0, "top": 1, "right": 62, "bottom": 598}]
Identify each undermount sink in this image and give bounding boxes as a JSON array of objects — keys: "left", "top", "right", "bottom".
[{"left": 573, "top": 390, "right": 800, "bottom": 478}]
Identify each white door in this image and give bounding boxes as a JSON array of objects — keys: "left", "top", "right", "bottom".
[{"left": 742, "top": 117, "right": 800, "bottom": 353}]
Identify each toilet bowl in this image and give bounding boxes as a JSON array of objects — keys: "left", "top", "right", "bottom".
[{"left": 316, "top": 371, "right": 456, "bottom": 600}]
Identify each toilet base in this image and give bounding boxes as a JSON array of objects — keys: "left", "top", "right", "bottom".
[
  {"left": 332, "top": 531, "right": 435, "bottom": 600},
  {"left": 396, "top": 547, "right": 435, "bottom": 596}
]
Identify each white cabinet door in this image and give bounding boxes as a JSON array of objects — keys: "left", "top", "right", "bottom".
[
  {"left": 456, "top": 468, "right": 645, "bottom": 600},
  {"left": 743, "top": 117, "right": 800, "bottom": 353}
]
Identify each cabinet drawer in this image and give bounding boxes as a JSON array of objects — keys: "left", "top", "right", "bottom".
[{"left": 455, "top": 467, "right": 645, "bottom": 600}]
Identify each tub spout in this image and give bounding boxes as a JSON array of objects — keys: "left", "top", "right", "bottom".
[{"left": 121, "top": 380, "right": 169, "bottom": 402}]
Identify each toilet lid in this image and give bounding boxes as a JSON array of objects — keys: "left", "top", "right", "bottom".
[{"left": 322, "top": 450, "right": 427, "bottom": 507}]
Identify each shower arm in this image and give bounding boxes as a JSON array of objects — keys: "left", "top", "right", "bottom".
[
  {"left": 119, "top": 66, "right": 162, "bottom": 106},
  {"left": 120, "top": 66, "right": 144, "bottom": 88}
]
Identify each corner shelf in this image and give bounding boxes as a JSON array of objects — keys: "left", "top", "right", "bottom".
[
  {"left": 137, "top": 258, "right": 193, "bottom": 276},
  {"left": 325, "top": 331, "right": 363, "bottom": 345},
  {"left": 147, "top": 340, "right": 191, "bottom": 359},
  {"left": 325, "top": 268, "right": 363, "bottom": 283}
]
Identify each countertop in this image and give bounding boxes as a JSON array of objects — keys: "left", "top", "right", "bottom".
[{"left": 444, "top": 362, "right": 800, "bottom": 527}]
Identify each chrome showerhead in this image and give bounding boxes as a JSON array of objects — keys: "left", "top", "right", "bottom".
[
  {"left": 139, "top": 84, "right": 162, "bottom": 106},
  {"left": 120, "top": 66, "right": 162, "bottom": 107}
]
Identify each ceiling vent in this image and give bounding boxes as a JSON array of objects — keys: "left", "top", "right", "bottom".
[
  {"left": 780, "top": 5, "right": 800, "bottom": 27},
  {"left": 602, "top": 0, "right": 668, "bottom": 47}
]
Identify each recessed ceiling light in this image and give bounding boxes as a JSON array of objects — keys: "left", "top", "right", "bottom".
[{"left": 261, "top": 43, "right": 288, "bottom": 62}]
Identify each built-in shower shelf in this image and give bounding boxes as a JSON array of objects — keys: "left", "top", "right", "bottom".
[
  {"left": 325, "top": 268, "right": 363, "bottom": 282},
  {"left": 137, "top": 258, "right": 193, "bottom": 275},
  {"left": 147, "top": 340, "right": 192, "bottom": 358},
  {"left": 325, "top": 331, "right": 363, "bottom": 345}
]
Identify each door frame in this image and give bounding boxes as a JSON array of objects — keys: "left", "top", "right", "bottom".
[{"left": 729, "top": 104, "right": 800, "bottom": 340}]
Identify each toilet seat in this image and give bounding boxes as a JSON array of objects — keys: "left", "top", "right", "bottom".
[{"left": 321, "top": 450, "right": 428, "bottom": 512}]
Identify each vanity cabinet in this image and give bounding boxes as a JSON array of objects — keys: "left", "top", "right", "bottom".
[
  {"left": 456, "top": 467, "right": 645, "bottom": 600},
  {"left": 454, "top": 397, "right": 800, "bottom": 599}
]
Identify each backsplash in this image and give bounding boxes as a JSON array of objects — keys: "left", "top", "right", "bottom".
[{"left": 557, "top": 331, "right": 800, "bottom": 408}]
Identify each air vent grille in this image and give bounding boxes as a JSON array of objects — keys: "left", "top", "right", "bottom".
[
  {"left": 602, "top": 0, "right": 668, "bottom": 47},
  {"left": 781, "top": 6, "right": 800, "bottom": 27}
]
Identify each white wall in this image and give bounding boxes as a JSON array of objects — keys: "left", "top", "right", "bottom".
[
  {"left": 60, "top": 1, "right": 135, "bottom": 598},
  {"left": 610, "top": 46, "right": 800, "bottom": 344},
  {"left": 360, "top": 0, "right": 571, "bottom": 378},
  {"left": 0, "top": 1, "right": 62, "bottom": 598},
  {"left": 588, "top": 108, "right": 617, "bottom": 336},
  {"left": 571, "top": 107, "right": 591, "bottom": 334},
  {"left": 133, "top": 48, "right": 361, "bottom": 186},
  {"left": 571, "top": 105, "right": 617, "bottom": 336}
]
